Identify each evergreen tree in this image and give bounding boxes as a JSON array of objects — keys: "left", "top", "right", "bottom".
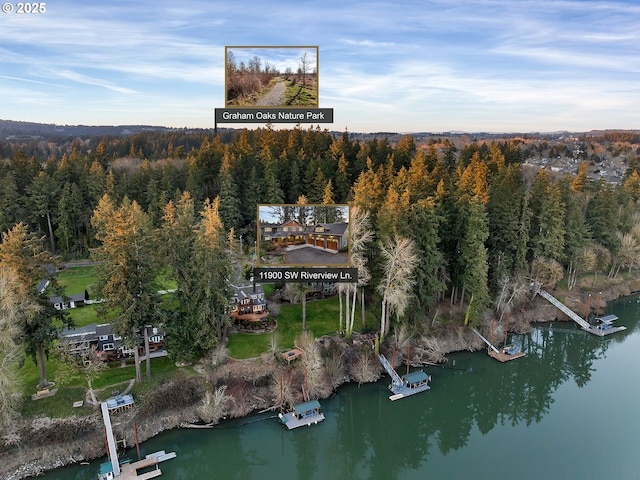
[
  {"left": 458, "top": 199, "right": 490, "bottom": 326},
  {"left": 0, "top": 223, "right": 70, "bottom": 390},
  {"left": 217, "top": 150, "right": 241, "bottom": 232},
  {"left": 91, "top": 195, "right": 159, "bottom": 381},
  {"left": 407, "top": 199, "right": 446, "bottom": 321}
]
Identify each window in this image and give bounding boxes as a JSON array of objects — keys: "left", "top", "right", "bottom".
[
  {"left": 103, "top": 343, "right": 114, "bottom": 350},
  {"left": 265, "top": 227, "right": 272, "bottom": 232},
  {"left": 99, "top": 335, "right": 109, "bottom": 341}
]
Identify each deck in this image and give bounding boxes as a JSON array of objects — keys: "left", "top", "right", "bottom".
[
  {"left": 488, "top": 350, "right": 526, "bottom": 362},
  {"left": 118, "top": 457, "right": 161, "bottom": 480},
  {"left": 280, "top": 348, "right": 303, "bottom": 364},
  {"left": 280, "top": 411, "right": 325, "bottom": 429},
  {"left": 582, "top": 325, "right": 627, "bottom": 336},
  {"left": 389, "top": 383, "right": 431, "bottom": 401},
  {"left": 279, "top": 400, "right": 325, "bottom": 430}
]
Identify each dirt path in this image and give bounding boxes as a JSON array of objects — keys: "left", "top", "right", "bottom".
[{"left": 257, "top": 78, "right": 285, "bottom": 106}]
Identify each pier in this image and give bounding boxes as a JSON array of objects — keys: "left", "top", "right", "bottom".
[
  {"left": 470, "top": 328, "right": 525, "bottom": 362},
  {"left": 531, "top": 283, "right": 627, "bottom": 337}
]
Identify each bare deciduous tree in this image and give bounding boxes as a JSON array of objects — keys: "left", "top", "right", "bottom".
[{"left": 377, "top": 236, "right": 419, "bottom": 341}]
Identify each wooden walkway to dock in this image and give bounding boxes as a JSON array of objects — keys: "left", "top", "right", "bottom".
[{"left": 532, "top": 283, "right": 627, "bottom": 337}]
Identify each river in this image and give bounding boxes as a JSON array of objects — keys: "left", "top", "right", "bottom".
[{"left": 43, "top": 294, "right": 640, "bottom": 480}]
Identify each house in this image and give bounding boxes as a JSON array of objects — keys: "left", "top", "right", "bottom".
[
  {"left": 59, "top": 323, "right": 123, "bottom": 360},
  {"left": 59, "top": 323, "right": 165, "bottom": 361},
  {"left": 229, "top": 284, "right": 269, "bottom": 326},
  {"left": 49, "top": 290, "right": 89, "bottom": 310},
  {"left": 304, "top": 223, "right": 348, "bottom": 252},
  {"left": 260, "top": 220, "right": 349, "bottom": 253},
  {"left": 262, "top": 220, "right": 307, "bottom": 247}
]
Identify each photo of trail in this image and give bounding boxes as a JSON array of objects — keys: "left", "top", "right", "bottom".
[{"left": 226, "top": 47, "right": 318, "bottom": 107}]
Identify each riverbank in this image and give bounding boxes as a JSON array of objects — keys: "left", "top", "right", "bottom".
[{"left": 3, "top": 273, "right": 639, "bottom": 480}]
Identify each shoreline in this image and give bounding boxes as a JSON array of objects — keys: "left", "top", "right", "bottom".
[{"left": 3, "top": 275, "right": 639, "bottom": 480}]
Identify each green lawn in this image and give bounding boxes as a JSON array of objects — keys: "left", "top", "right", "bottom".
[
  {"left": 66, "top": 303, "right": 118, "bottom": 328},
  {"left": 19, "top": 355, "right": 182, "bottom": 418},
  {"left": 21, "top": 386, "right": 93, "bottom": 418},
  {"left": 55, "top": 266, "right": 98, "bottom": 295},
  {"left": 227, "top": 295, "right": 378, "bottom": 359}
]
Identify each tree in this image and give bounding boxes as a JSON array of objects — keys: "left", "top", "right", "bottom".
[
  {"left": 188, "top": 198, "right": 233, "bottom": 350},
  {"left": 217, "top": 149, "right": 241, "bottom": 232},
  {"left": 91, "top": 195, "right": 159, "bottom": 382},
  {"left": 406, "top": 200, "right": 446, "bottom": 321},
  {"left": 458, "top": 199, "right": 490, "bottom": 326},
  {"left": 299, "top": 51, "right": 311, "bottom": 88},
  {"left": 0, "top": 223, "right": 70, "bottom": 391},
  {"left": 0, "top": 267, "right": 39, "bottom": 427},
  {"left": 291, "top": 283, "right": 311, "bottom": 332},
  {"left": 377, "top": 236, "right": 419, "bottom": 340},
  {"left": 344, "top": 206, "right": 373, "bottom": 337},
  {"left": 27, "top": 171, "right": 59, "bottom": 253}
]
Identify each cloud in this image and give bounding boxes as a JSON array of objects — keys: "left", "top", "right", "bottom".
[{"left": 55, "top": 70, "right": 137, "bottom": 94}]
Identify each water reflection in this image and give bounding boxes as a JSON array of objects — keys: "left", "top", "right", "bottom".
[{"left": 42, "top": 294, "right": 640, "bottom": 480}]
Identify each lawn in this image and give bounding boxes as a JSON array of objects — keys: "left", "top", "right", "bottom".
[
  {"left": 227, "top": 295, "right": 379, "bottom": 359},
  {"left": 19, "top": 355, "right": 183, "bottom": 418},
  {"left": 66, "top": 303, "right": 118, "bottom": 328},
  {"left": 55, "top": 265, "right": 98, "bottom": 295}
]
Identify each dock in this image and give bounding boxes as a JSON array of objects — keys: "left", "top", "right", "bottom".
[
  {"left": 532, "top": 284, "right": 627, "bottom": 337},
  {"left": 99, "top": 400, "right": 176, "bottom": 480},
  {"left": 119, "top": 457, "right": 161, "bottom": 480},
  {"left": 488, "top": 348, "right": 526, "bottom": 362},
  {"left": 379, "top": 354, "right": 431, "bottom": 400},
  {"left": 471, "top": 328, "right": 525, "bottom": 362},
  {"left": 278, "top": 400, "right": 325, "bottom": 429}
]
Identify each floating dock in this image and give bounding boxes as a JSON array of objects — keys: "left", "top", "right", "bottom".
[
  {"left": 379, "top": 354, "right": 431, "bottom": 401},
  {"left": 278, "top": 400, "right": 325, "bottom": 430},
  {"left": 488, "top": 347, "right": 526, "bottom": 363},
  {"left": 98, "top": 401, "right": 176, "bottom": 480},
  {"left": 532, "top": 284, "right": 627, "bottom": 337},
  {"left": 471, "top": 328, "right": 525, "bottom": 362}
]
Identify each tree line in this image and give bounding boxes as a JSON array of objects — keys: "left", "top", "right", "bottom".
[{"left": 2, "top": 125, "right": 640, "bottom": 426}]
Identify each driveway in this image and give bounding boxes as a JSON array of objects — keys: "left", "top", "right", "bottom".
[{"left": 282, "top": 246, "right": 349, "bottom": 266}]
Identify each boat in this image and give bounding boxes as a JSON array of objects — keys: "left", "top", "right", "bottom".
[{"left": 278, "top": 399, "right": 325, "bottom": 430}]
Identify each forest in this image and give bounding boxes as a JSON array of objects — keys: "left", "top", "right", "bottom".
[{"left": 2, "top": 125, "right": 640, "bottom": 427}]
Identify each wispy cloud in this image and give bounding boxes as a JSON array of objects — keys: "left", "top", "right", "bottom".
[
  {"left": 56, "top": 70, "right": 137, "bottom": 94},
  {"left": 1, "top": 0, "right": 639, "bottom": 131}
]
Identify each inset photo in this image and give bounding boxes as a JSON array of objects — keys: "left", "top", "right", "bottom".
[
  {"left": 258, "top": 204, "right": 349, "bottom": 266},
  {"left": 226, "top": 46, "right": 318, "bottom": 108}
]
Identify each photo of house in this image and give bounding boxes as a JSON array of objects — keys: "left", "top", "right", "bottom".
[{"left": 258, "top": 205, "right": 350, "bottom": 266}]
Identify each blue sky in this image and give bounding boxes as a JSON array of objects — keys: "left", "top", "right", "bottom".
[{"left": 1, "top": 0, "right": 639, "bottom": 132}]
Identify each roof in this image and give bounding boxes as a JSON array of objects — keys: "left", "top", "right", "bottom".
[
  {"left": 231, "top": 284, "right": 265, "bottom": 300},
  {"left": 49, "top": 293, "right": 87, "bottom": 304},
  {"left": 61, "top": 323, "right": 98, "bottom": 338},
  {"left": 403, "top": 370, "right": 429, "bottom": 384},
  {"left": 99, "top": 462, "right": 114, "bottom": 474},
  {"left": 307, "top": 223, "right": 348, "bottom": 235},
  {"left": 293, "top": 399, "right": 321, "bottom": 412}
]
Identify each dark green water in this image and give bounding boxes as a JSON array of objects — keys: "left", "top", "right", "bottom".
[{"left": 44, "top": 294, "right": 640, "bottom": 480}]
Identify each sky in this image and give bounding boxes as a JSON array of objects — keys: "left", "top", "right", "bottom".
[{"left": 1, "top": 0, "right": 639, "bottom": 133}]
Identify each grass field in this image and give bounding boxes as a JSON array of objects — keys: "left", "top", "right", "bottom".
[
  {"left": 227, "top": 295, "right": 378, "bottom": 359},
  {"left": 19, "top": 355, "right": 183, "bottom": 418},
  {"left": 55, "top": 266, "right": 98, "bottom": 295}
]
